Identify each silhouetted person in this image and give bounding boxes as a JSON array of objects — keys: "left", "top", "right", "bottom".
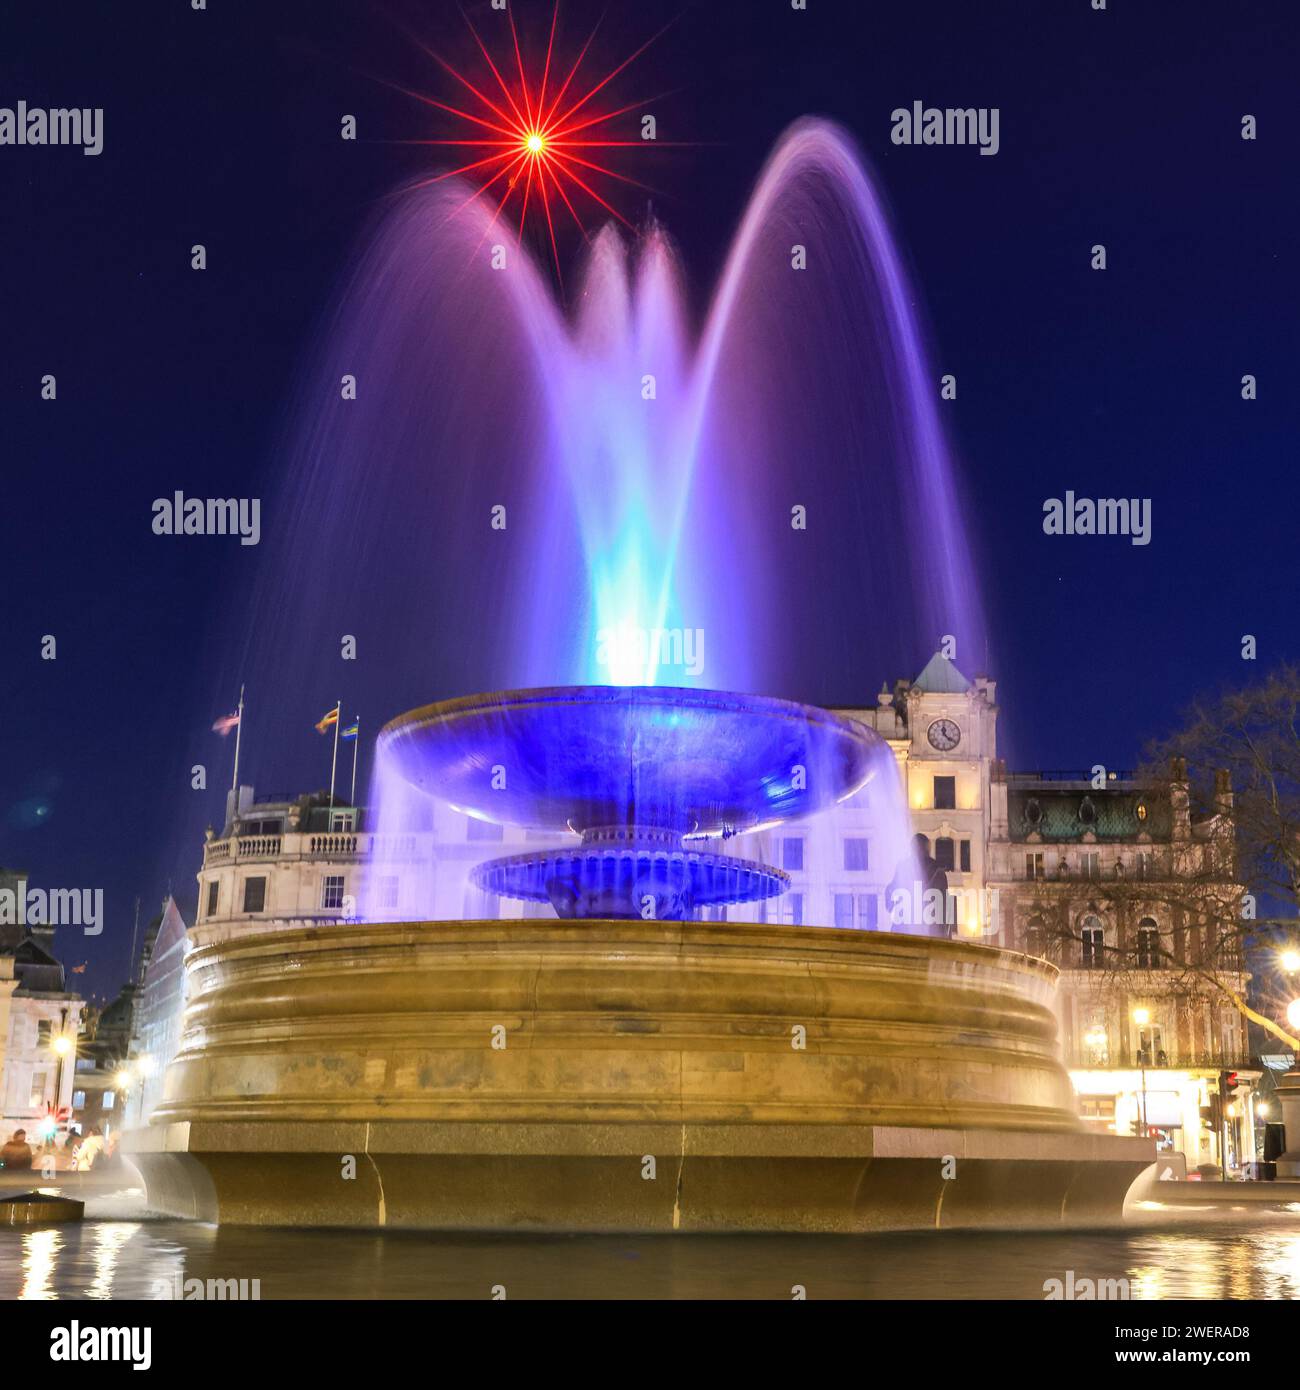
[
  {"left": 1, "top": 1129, "right": 34, "bottom": 1170},
  {"left": 889, "top": 833, "right": 953, "bottom": 937}
]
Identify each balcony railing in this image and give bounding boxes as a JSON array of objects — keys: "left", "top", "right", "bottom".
[
  {"left": 308, "top": 833, "right": 357, "bottom": 856},
  {"left": 1067, "top": 1052, "right": 1256, "bottom": 1072},
  {"left": 1002, "top": 770, "right": 1140, "bottom": 785},
  {"left": 204, "top": 831, "right": 371, "bottom": 867}
]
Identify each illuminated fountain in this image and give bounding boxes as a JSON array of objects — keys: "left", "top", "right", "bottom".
[
  {"left": 379, "top": 685, "right": 884, "bottom": 921},
  {"left": 129, "top": 118, "right": 1155, "bottom": 1232}
]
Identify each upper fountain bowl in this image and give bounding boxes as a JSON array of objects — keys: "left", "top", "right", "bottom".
[{"left": 377, "top": 685, "right": 881, "bottom": 838}]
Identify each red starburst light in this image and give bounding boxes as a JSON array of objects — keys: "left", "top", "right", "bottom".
[{"left": 396, "top": 4, "right": 678, "bottom": 279}]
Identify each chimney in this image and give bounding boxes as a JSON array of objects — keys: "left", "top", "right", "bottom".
[{"left": 1169, "top": 757, "right": 1190, "bottom": 838}]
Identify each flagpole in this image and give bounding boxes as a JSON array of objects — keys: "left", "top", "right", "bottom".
[
  {"left": 349, "top": 716, "right": 360, "bottom": 805},
  {"left": 230, "top": 684, "right": 245, "bottom": 792},
  {"left": 328, "top": 700, "right": 341, "bottom": 810}
]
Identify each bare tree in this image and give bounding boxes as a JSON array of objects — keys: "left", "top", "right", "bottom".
[
  {"left": 1034, "top": 666, "right": 1300, "bottom": 1051},
  {"left": 1143, "top": 664, "right": 1300, "bottom": 1050}
]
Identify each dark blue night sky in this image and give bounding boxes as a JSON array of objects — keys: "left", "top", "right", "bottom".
[{"left": 3, "top": 0, "right": 1297, "bottom": 998}]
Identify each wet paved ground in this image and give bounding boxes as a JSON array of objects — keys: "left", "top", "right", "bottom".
[{"left": 3, "top": 1177, "right": 1299, "bottom": 1299}]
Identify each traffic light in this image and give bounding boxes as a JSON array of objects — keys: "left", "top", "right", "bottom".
[{"left": 1220, "top": 1070, "right": 1239, "bottom": 1098}]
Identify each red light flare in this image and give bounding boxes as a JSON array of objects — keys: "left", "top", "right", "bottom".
[{"left": 387, "top": 3, "right": 693, "bottom": 284}]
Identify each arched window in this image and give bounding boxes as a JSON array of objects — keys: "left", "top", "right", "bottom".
[
  {"left": 1080, "top": 914, "right": 1105, "bottom": 969},
  {"left": 1136, "top": 917, "right": 1161, "bottom": 969}
]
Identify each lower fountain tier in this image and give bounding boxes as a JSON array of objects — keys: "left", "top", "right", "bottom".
[
  {"left": 472, "top": 831, "right": 788, "bottom": 919},
  {"left": 127, "top": 920, "right": 1154, "bottom": 1232}
]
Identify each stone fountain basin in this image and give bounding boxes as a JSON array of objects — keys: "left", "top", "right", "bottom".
[
  {"left": 128, "top": 920, "right": 1154, "bottom": 1231},
  {"left": 376, "top": 685, "right": 881, "bottom": 836}
]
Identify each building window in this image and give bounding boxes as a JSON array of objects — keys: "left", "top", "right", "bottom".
[
  {"left": 72, "top": 1090, "right": 86, "bottom": 1109},
  {"left": 781, "top": 892, "right": 804, "bottom": 926},
  {"left": 37, "top": 1020, "right": 52, "bottom": 1046},
  {"left": 30, "top": 1073, "right": 49, "bottom": 1106},
  {"left": 329, "top": 809, "right": 357, "bottom": 832},
  {"left": 1023, "top": 917, "right": 1047, "bottom": 958},
  {"left": 321, "top": 875, "right": 345, "bottom": 910},
  {"left": 1136, "top": 1023, "right": 1166, "bottom": 1067},
  {"left": 1135, "top": 852, "right": 1152, "bottom": 880},
  {"left": 782, "top": 837, "right": 804, "bottom": 872},
  {"left": 1080, "top": 915, "right": 1105, "bottom": 969},
  {"left": 933, "top": 776, "right": 956, "bottom": 811},
  {"left": 1136, "top": 918, "right": 1161, "bottom": 969},
  {"left": 206, "top": 880, "right": 219, "bottom": 919},
  {"left": 1082, "top": 1019, "right": 1110, "bottom": 1067},
  {"left": 242, "top": 877, "right": 267, "bottom": 914},
  {"left": 1025, "top": 852, "right": 1044, "bottom": 881},
  {"left": 1081, "top": 852, "right": 1100, "bottom": 880},
  {"left": 102, "top": 1090, "right": 115, "bottom": 1110},
  {"left": 376, "top": 876, "right": 399, "bottom": 911},
  {"left": 832, "top": 893, "right": 880, "bottom": 930},
  {"left": 934, "top": 838, "right": 955, "bottom": 872},
  {"left": 241, "top": 818, "right": 283, "bottom": 837},
  {"left": 843, "top": 838, "right": 868, "bottom": 872},
  {"left": 959, "top": 839, "right": 971, "bottom": 873},
  {"left": 466, "top": 817, "right": 504, "bottom": 842},
  {"left": 1136, "top": 801, "right": 1148, "bottom": 822},
  {"left": 1077, "top": 1093, "right": 1115, "bottom": 1123}
]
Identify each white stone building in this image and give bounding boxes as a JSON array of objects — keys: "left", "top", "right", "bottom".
[{"left": 0, "top": 871, "right": 84, "bottom": 1143}]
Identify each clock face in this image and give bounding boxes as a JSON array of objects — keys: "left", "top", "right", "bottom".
[{"left": 927, "top": 718, "right": 961, "bottom": 752}]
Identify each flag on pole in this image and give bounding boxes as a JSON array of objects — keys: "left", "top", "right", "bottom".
[
  {"left": 212, "top": 711, "right": 240, "bottom": 736},
  {"left": 345, "top": 716, "right": 361, "bottom": 803},
  {"left": 316, "top": 706, "right": 340, "bottom": 735}
]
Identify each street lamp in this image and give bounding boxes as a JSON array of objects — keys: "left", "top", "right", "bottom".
[
  {"left": 127, "top": 1056, "right": 155, "bottom": 1126},
  {"left": 1132, "top": 1006, "right": 1151, "bottom": 1138},
  {"left": 49, "top": 1026, "right": 76, "bottom": 1142},
  {"left": 1281, "top": 950, "right": 1300, "bottom": 974},
  {"left": 1287, "top": 999, "right": 1300, "bottom": 1032}
]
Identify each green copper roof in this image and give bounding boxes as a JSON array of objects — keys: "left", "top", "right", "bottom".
[
  {"left": 1008, "top": 789, "right": 1171, "bottom": 842},
  {"left": 913, "top": 652, "right": 971, "bottom": 694}
]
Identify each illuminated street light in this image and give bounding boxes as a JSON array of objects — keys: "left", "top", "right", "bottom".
[
  {"left": 115, "top": 1068, "right": 133, "bottom": 1091},
  {"left": 1281, "top": 950, "right": 1300, "bottom": 974},
  {"left": 1132, "top": 1006, "right": 1152, "bottom": 1138},
  {"left": 50, "top": 1034, "right": 73, "bottom": 1057},
  {"left": 1287, "top": 999, "right": 1300, "bottom": 1031}
]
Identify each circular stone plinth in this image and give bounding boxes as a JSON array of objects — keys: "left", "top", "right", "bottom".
[
  {"left": 377, "top": 685, "right": 881, "bottom": 837},
  {"left": 131, "top": 920, "right": 1156, "bottom": 1231}
]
